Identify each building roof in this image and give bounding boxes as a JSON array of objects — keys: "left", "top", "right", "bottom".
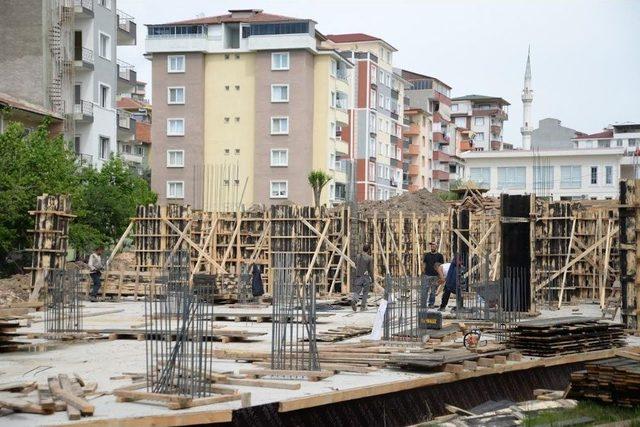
[
  {"left": 462, "top": 147, "right": 625, "bottom": 159},
  {"left": 451, "top": 94, "right": 510, "bottom": 106},
  {"left": 573, "top": 129, "right": 614, "bottom": 140},
  {"left": 164, "top": 9, "right": 311, "bottom": 25},
  {"left": 117, "top": 97, "right": 150, "bottom": 111},
  {"left": 401, "top": 69, "right": 452, "bottom": 89},
  {"left": 326, "top": 33, "right": 397, "bottom": 51},
  {"left": 0, "top": 92, "right": 64, "bottom": 120},
  {"left": 135, "top": 121, "right": 151, "bottom": 144}
]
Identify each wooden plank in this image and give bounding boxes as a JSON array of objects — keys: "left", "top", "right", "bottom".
[
  {"left": 48, "top": 376, "right": 94, "bottom": 416},
  {"left": 47, "top": 409, "right": 233, "bottom": 426}
]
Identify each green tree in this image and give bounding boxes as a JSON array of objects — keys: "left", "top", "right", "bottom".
[
  {"left": 71, "top": 156, "right": 156, "bottom": 256},
  {"left": 307, "top": 170, "right": 332, "bottom": 208},
  {"left": 0, "top": 120, "right": 78, "bottom": 268}
]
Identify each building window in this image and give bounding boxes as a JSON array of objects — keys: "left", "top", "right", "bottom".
[
  {"left": 271, "top": 52, "right": 289, "bottom": 70},
  {"left": 616, "top": 139, "right": 623, "bottom": 147},
  {"left": 590, "top": 166, "right": 598, "bottom": 184},
  {"left": 368, "top": 162, "right": 375, "bottom": 180},
  {"left": 99, "top": 84, "right": 110, "bottom": 108},
  {"left": 368, "top": 137, "right": 376, "bottom": 156},
  {"left": 597, "top": 139, "right": 610, "bottom": 148},
  {"left": 629, "top": 138, "right": 638, "bottom": 147},
  {"left": 379, "top": 94, "right": 384, "bottom": 109},
  {"left": 270, "top": 149, "right": 288, "bottom": 167},
  {"left": 497, "top": 167, "right": 525, "bottom": 190},
  {"left": 474, "top": 117, "right": 484, "bottom": 126},
  {"left": 533, "top": 166, "right": 554, "bottom": 189},
  {"left": 330, "top": 122, "right": 336, "bottom": 139},
  {"left": 167, "top": 55, "right": 185, "bottom": 73},
  {"left": 134, "top": 146, "right": 144, "bottom": 156},
  {"left": 331, "top": 91, "right": 337, "bottom": 108},
  {"left": 99, "top": 32, "right": 111, "bottom": 59},
  {"left": 329, "top": 152, "right": 336, "bottom": 170},
  {"left": 99, "top": 136, "right": 110, "bottom": 160},
  {"left": 560, "top": 166, "right": 581, "bottom": 189},
  {"left": 270, "top": 180, "right": 288, "bottom": 198},
  {"left": 168, "top": 87, "right": 185, "bottom": 104},
  {"left": 167, "top": 118, "right": 185, "bottom": 136},
  {"left": 330, "top": 59, "right": 337, "bottom": 76},
  {"left": 605, "top": 165, "right": 613, "bottom": 184},
  {"left": 584, "top": 140, "right": 594, "bottom": 148},
  {"left": 167, "top": 181, "right": 184, "bottom": 199},
  {"left": 167, "top": 150, "right": 184, "bottom": 167},
  {"left": 370, "top": 90, "right": 376, "bottom": 108},
  {"left": 98, "top": 0, "right": 111, "bottom": 8},
  {"left": 270, "top": 117, "right": 289, "bottom": 135},
  {"left": 451, "top": 104, "right": 459, "bottom": 112},
  {"left": 271, "top": 84, "right": 289, "bottom": 102},
  {"left": 474, "top": 132, "right": 485, "bottom": 142}
]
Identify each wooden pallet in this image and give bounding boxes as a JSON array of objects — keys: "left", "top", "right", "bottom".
[{"left": 82, "top": 328, "right": 266, "bottom": 343}]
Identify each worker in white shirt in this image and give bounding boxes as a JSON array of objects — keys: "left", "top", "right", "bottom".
[{"left": 88, "top": 246, "right": 104, "bottom": 301}]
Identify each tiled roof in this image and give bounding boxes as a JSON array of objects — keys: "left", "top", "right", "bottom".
[
  {"left": 135, "top": 121, "right": 151, "bottom": 144},
  {"left": 0, "top": 92, "right": 63, "bottom": 120},
  {"left": 574, "top": 129, "right": 614, "bottom": 140},
  {"left": 117, "top": 97, "right": 149, "bottom": 110},
  {"left": 326, "top": 33, "right": 397, "bottom": 51},
  {"left": 401, "top": 69, "right": 452, "bottom": 90},
  {"left": 166, "top": 10, "right": 306, "bottom": 25}
]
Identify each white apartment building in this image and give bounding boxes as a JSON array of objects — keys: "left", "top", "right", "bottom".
[{"left": 450, "top": 95, "right": 510, "bottom": 151}]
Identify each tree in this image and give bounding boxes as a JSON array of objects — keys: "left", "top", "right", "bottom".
[
  {"left": 0, "top": 120, "right": 78, "bottom": 271},
  {"left": 70, "top": 156, "right": 156, "bottom": 256},
  {"left": 307, "top": 170, "right": 332, "bottom": 208}
]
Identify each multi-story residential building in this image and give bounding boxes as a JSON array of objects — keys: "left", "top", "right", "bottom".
[
  {"left": 448, "top": 127, "right": 474, "bottom": 183},
  {"left": 402, "top": 108, "right": 433, "bottom": 192},
  {"left": 450, "top": 95, "right": 510, "bottom": 151},
  {"left": 402, "top": 70, "right": 453, "bottom": 191},
  {"left": 116, "top": 97, "right": 151, "bottom": 176},
  {"left": 130, "top": 80, "right": 148, "bottom": 101},
  {"left": 0, "top": 0, "right": 137, "bottom": 167},
  {"left": 146, "top": 9, "right": 353, "bottom": 208},
  {"left": 326, "top": 34, "right": 405, "bottom": 202}
]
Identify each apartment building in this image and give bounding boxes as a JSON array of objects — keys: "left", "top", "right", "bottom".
[
  {"left": 402, "top": 70, "right": 453, "bottom": 191},
  {"left": 327, "top": 34, "right": 405, "bottom": 202},
  {"left": 116, "top": 97, "right": 151, "bottom": 176},
  {"left": 450, "top": 95, "right": 510, "bottom": 151},
  {"left": 146, "top": 9, "right": 353, "bottom": 208},
  {"left": 402, "top": 108, "right": 433, "bottom": 192},
  {"left": 0, "top": 0, "right": 137, "bottom": 167},
  {"left": 448, "top": 127, "right": 474, "bottom": 182}
]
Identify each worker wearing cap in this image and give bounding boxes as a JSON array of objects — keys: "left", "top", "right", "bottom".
[{"left": 422, "top": 241, "right": 444, "bottom": 308}]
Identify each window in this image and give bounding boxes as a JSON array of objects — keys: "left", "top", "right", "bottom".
[
  {"left": 270, "top": 117, "right": 289, "bottom": 135},
  {"left": 560, "top": 166, "right": 581, "bottom": 189},
  {"left": 168, "top": 87, "right": 185, "bottom": 104},
  {"left": 330, "top": 59, "right": 337, "bottom": 76},
  {"left": 270, "top": 149, "right": 288, "bottom": 167},
  {"left": 368, "top": 162, "right": 375, "bottom": 180},
  {"left": 271, "top": 84, "right": 289, "bottom": 102},
  {"left": 331, "top": 91, "right": 337, "bottom": 108},
  {"left": 454, "top": 117, "right": 466, "bottom": 128},
  {"left": 630, "top": 138, "right": 638, "bottom": 147},
  {"left": 584, "top": 140, "right": 594, "bottom": 148},
  {"left": 452, "top": 104, "right": 459, "bottom": 112},
  {"left": 134, "top": 146, "right": 144, "bottom": 156},
  {"left": 533, "top": 166, "right": 554, "bottom": 189},
  {"left": 474, "top": 117, "right": 484, "bottom": 126},
  {"left": 167, "top": 55, "right": 185, "bottom": 73},
  {"left": 370, "top": 90, "right": 376, "bottom": 108},
  {"left": 99, "top": 136, "right": 110, "bottom": 160},
  {"left": 98, "top": 0, "right": 111, "bottom": 8},
  {"left": 167, "top": 118, "right": 185, "bottom": 136},
  {"left": 616, "top": 139, "right": 623, "bottom": 147},
  {"left": 271, "top": 52, "right": 289, "bottom": 70},
  {"left": 379, "top": 94, "right": 384, "bottom": 109},
  {"left": 167, "top": 181, "right": 184, "bottom": 199},
  {"left": 474, "top": 132, "right": 485, "bottom": 142},
  {"left": 368, "top": 137, "right": 376, "bottom": 156},
  {"left": 98, "top": 32, "right": 110, "bottom": 59},
  {"left": 497, "top": 167, "right": 525, "bottom": 190},
  {"left": 270, "top": 181, "right": 288, "bottom": 198},
  {"left": 329, "top": 152, "right": 336, "bottom": 170},
  {"left": 330, "top": 122, "right": 336, "bottom": 139},
  {"left": 605, "top": 165, "right": 613, "bottom": 184},
  {"left": 167, "top": 150, "right": 184, "bottom": 167},
  {"left": 469, "top": 167, "right": 490, "bottom": 188},
  {"left": 99, "top": 84, "right": 109, "bottom": 108},
  {"left": 590, "top": 166, "right": 598, "bottom": 184},
  {"left": 250, "top": 22, "right": 309, "bottom": 36},
  {"left": 369, "top": 113, "right": 376, "bottom": 132}
]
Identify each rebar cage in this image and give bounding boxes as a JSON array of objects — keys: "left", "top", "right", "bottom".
[
  {"left": 144, "top": 250, "right": 216, "bottom": 398},
  {"left": 44, "top": 269, "right": 82, "bottom": 335},
  {"left": 271, "top": 253, "right": 320, "bottom": 371},
  {"left": 383, "top": 275, "right": 423, "bottom": 341}
]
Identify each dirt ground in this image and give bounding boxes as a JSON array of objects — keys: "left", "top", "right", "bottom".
[{"left": 0, "top": 273, "right": 30, "bottom": 305}]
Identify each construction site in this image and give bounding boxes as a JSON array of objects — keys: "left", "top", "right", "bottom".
[{"left": 0, "top": 182, "right": 638, "bottom": 427}]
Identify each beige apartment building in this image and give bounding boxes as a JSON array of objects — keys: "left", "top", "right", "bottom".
[
  {"left": 451, "top": 95, "right": 510, "bottom": 151},
  {"left": 146, "top": 9, "right": 353, "bottom": 209},
  {"left": 402, "top": 108, "right": 433, "bottom": 192}
]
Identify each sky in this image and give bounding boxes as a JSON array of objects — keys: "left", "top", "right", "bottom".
[{"left": 117, "top": 0, "right": 640, "bottom": 148}]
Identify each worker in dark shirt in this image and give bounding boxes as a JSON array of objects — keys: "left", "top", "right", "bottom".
[
  {"left": 422, "top": 241, "right": 444, "bottom": 308},
  {"left": 351, "top": 244, "right": 374, "bottom": 312}
]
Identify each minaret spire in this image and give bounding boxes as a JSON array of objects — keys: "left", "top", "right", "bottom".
[{"left": 521, "top": 46, "right": 533, "bottom": 150}]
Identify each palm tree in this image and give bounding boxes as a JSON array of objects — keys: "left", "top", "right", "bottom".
[{"left": 307, "top": 170, "right": 332, "bottom": 208}]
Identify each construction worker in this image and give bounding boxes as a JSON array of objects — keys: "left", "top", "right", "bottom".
[
  {"left": 439, "top": 254, "right": 462, "bottom": 312},
  {"left": 351, "top": 243, "right": 374, "bottom": 312},
  {"left": 88, "top": 246, "right": 104, "bottom": 302},
  {"left": 422, "top": 241, "right": 444, "bottom": 308}
]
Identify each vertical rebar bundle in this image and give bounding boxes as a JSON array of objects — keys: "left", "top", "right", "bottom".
[
  {"left": 271, "top": 253, "right": 320, "bottom": 371},
  {"left": 145, "top": 250, "right": 216, "bottom": 398},
  {"left": 383, "top": 275, "right": 422, "bottom": 341},
  {"left": 44, "top": 269, "right": 82, "bottom": 336}
]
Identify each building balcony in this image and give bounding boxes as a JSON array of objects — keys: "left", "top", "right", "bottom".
[
  {"left": 408, "top": 164, "right": 420, "bottom": 177},
  {"left": 117, "top": 110, "right": 136, "bottom": 139},
  {"left": 491, "top": 124, "right": 501, "bottom": 134},
  {"left": 121, "top": 151, "right": 144, "bottom": 164},
  {"left": 433, "top": 150, "right": 451, "bottom": 162},
  {"left": 336, "top": 69, "right": 349, "bottom": 83},
  {"left": 390, "top": 111, "right": 399, "bottom": 120},
  {"left": 75, "top": 152, "right": 93, "bottom": 166},
  {"left": 433, "top": 169, "right": 449, "bottom": 181},
  {"left": 73, "top": 100, "right": 93, "bottom": 123},
  {"left": 433, "top": 131, "right": 450, "bottom": 144},
  {"left": 403, "top": 122, "right": 420, "bottom": 136},
  {"left": 73, "top": 47, "right": 94, "bottom": 71},
  {"left": 334, "top": 138, "right": 349, "bottom": 155},
  {"left": 117, "top": 10, "right": 137, "bottom": 46},
  {"left": 459, "top": 140, "right": 474, "bottom": 152},
  {"left": 117, "top": 60, "right": 137, "bottom": 93},
  {"left": 406, "top": 143, "right": 420, "bottom": 156},
  {"left": 390, "top": 158, "right": 402, "bottom": 168},
  {"left": 491, "top": 140, "right": 502, "bottom": 150},
  {"left": 473, "top": 107, "right": 508, "bottom": 120},
  {"left": 403, "top": 115, "right": 411, "bottom": 126},
  {"left": 391, "top": 88, "right": 399, "bottom": 100},
  {"left": 74, "top": 0, "right": 94, "bottom": 19}
]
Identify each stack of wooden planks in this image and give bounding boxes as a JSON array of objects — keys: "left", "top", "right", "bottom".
[
  {"left": 0, "top": 314, "right": 31, "bottom": 353},
  {"left": 508, "top": 317, "right": 625, "bottom": 357},
  {"left": 569, "top": 353, "right": 640, "bottom": 407},
  {"left": 0, "top": 374, "right": 96, "bottom": 421}
]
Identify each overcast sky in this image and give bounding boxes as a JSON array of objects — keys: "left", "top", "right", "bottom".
[{"left": 118, "top": 0, "right": 640, "bottom": 147}]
